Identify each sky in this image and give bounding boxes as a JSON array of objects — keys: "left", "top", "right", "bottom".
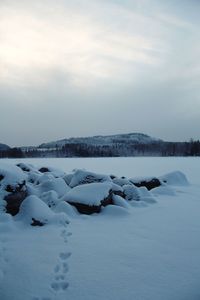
[{"left": 0, "top": 0, "right": 200, "bottom": 146}]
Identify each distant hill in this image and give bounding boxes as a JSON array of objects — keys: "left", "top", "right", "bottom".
[
  {"left": 20, "top": 133, "right": 200, "bottom": 157},
  {"left": 0, "top": 143, "right": 10, "bottom": 151},
  {"left": 39, "top": 133, "right": 161, "bottom": 149}
]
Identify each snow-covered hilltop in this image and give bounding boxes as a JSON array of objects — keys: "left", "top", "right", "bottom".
[
  {"left": 39, "top": 133, "right": 161, "bottom": 149},
  {"left": 1, "top": 133, "right": 200, "bottom": 158},
  {"left": 0, "top": 143, "right": 10, "bottom": 151}
]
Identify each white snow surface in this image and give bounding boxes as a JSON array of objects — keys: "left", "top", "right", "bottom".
[
  {"left": 68, "top": 169, "right": 112, "bottom": 188},
  {"left": 159, "top": 170, "right": 189, "bottom": 186},
  {"left": 38, "top": 177, "right": 71, "bottom": 198},
  {"left": 15, "top": 195, "right": 69, "bottom": 226},
  {"left": 0, "top": 162, "right": 27, "bottom": 190},
  {"left": 1, "top": 157, "right": 200, "bottom": 300},
  {"left": 63, "top": 182, "right": 113, "bottom": 206}
]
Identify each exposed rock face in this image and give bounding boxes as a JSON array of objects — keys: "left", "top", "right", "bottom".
[
  {"left": 39, "top": 167, "right": 50, "bottom": 173},
  {"left": 31, "top": 218, "right": 45, "bottom": 226},
  {"left": 130, "top": 178, "right": 161, "bottom": 190},
  {"left": 5, "top": 185, "right": 28, "bottom": 216},
  {"left": 67, "top": 202, "right": 100, "bottom": 214}
]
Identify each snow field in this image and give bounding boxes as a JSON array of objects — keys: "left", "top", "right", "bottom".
[{"left": 0, "top": 157, "right": 200, "bottom": 300}]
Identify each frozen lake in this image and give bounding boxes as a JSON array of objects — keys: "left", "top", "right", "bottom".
[{"left": 1, "top": 157, "right": 200, "bottom": 300}]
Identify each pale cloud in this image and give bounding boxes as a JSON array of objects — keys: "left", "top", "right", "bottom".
[
  {"left": 0, "top": 0, "right": 200, "bottom": 145},
  {"left": 0, "top": 0, "right": 164, "bottom": 88}
]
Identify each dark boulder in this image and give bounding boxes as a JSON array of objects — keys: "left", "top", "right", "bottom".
[
  {"left": 5, "top": 184, "right": 28, "bottom": 216},
  {"left": 31, "top": 218, "right": 45, "bottom": 226},
  {"left": 130, "top": 177, "right": 161, "bottom": 191},
  {"left": 39, "top": 167, "right": 50, "bottom": 173}
]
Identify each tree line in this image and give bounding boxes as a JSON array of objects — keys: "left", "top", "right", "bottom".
[
  {"left": 1, "top": 140, "right": 200, "bottom": 158},
  {"left": 18, "top": 140, "right": 200, "bottom": 158}
]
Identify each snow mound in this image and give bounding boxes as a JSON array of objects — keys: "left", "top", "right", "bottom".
[
  {"left": 138, "top": 187, "right": 157, "bottom": 203},
  {"left": 112, "top": 177, "right": 132, "bottom": 186},
  {"left": 160, "top": 171, "right": 189, "bottom": 186},
  {"left": 0, "top": 162, "right": 27, "bottom": 192},
  {"left": 55, "top": 201, "right": 79, "bottom": 217},
  {"left": 69, "top": 169, "right": 112, "bottom": 188},
  {"left": 63, "top": 173, "right": 74, "bottom": 185},
  {"left": 152, "top": 185, "right": 176, "bottom": 196},
  {"left": 16, "top": 195, "right": 69, "bottom": 226},
  {"left": 112, "top": 194, "right": 130, "bottom": 209},
  {"left": 123, "top": 184, "right": 141, "bottom": 201},
  {"left": 40, "top": 190, "right": 60, "bottom": 208},
  {"left": 38, "top": 166, "right": 66, "bottom": 178},
  {"left": 38, "top": 178, "right": 71, "bottom": 198},
  {"left": 123, "top": 184, "right": 156, "bottom": 204},
  {"left": 16, "top": 162, "right": 36, "bottom": 173},
  {"left": 37, "top": 173, "right": 55, "bottom": 184},
  {"left": 102, "top": 205, "right": 130, "bottom": 216},
  {"left": 64, "top": 182, "right": 113, "bottom": 206},
  {"left": 27, "top": 171, "right": 42, "bottom": 185}
]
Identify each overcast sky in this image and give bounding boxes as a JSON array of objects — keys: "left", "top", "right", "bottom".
[{"left": 0, "top": 0, "right": 200, "bottom": 146}]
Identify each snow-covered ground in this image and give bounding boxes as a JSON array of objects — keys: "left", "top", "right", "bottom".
[{"left": 1, "top": 157, "right": 200, "bottom": 300}]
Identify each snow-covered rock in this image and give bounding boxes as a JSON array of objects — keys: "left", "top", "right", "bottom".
[
  {"left": 112, "top": 194, "right": 130, "bottom": 209},
  {"left": 0, "top": 163, "right": 27, "bottom": 193},
  {"left": 27, "top": 171, "right": 42, "bottom": 185},
  {"left": 40, "top": 190, "right": 60, "bottom": 208},
  {"left": 123, "top": 184, "right": 141, "bottom": 201},
  {"left": 38, "top": 166, "right": 66, "bottom": 178},
  {"left": 63, "top": 173, "right": 74, "bottom": 185},
  {"left": 69, "top": 169, "right": 112, "bottom": 188},
  {"left": 0, "top": 163, "right": 28, "bottom": 215},
  {"left": 129, "top": 176, "right": 162, "bottom": 190},
  {"left": 16, "top": 162, "right": 36, "bottom": 173},
  {"left": 63, "top": 182, "right": 114, "bottom": 214},
  {"left": 55, "top": 201, "right": 79, "bottom": 217},
  {"left": 112, "top": 177, "right": 132, "bottom": 186},
  {"left": 159, "top": 171, "right": 189, "bottom": 186},
  {"left": 16, "top": 195, "right": 69, "bottom": 226},
  {"left": 38, "top": 178, "right": 71, "bottom": 198}
]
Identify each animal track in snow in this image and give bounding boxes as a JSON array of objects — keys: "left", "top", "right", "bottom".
[
  {"left": 59, "top": 252, "right": 71, "bottom": 260},
  {"left": 54, "top": 265, "right": 60, "bottom": 273},
  {"left": 62, "top": 262, "right": 68, "bottom": 273},
  {"left": 60, "top": 229, "right": 72, "bottom": 244},
  {"left": 50, "top": 228, "right": 71, "bottom": 293},
  {"left": 51, "top": 281, "right": 69, "bottom": 291}
]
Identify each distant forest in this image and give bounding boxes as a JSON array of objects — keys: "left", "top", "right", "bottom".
[{"left": 1, "top": 140, "right": 200, "bottom": 158}]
